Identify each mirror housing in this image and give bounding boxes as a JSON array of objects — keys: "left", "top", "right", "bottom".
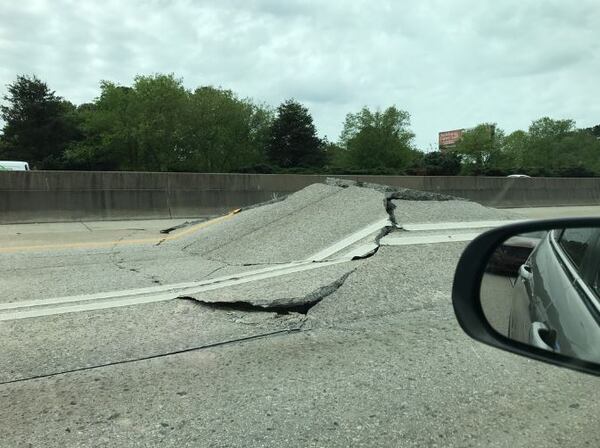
[{"left": 452, "top": 217, "right": 600, "bottom": 376}]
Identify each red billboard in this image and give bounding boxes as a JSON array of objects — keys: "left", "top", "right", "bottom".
[{"left": 438, "top": 129, "right": 463, "bottom": 149}]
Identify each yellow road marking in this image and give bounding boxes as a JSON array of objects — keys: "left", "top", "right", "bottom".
[{"left": 0, "top": 210, "right": 241, "bottom": 254}]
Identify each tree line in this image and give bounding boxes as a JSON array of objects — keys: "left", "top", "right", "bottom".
[
  {"left": 1, "top": 74, "right": 599, "bottom": 176},
  {"left": 451, "top": 121, "right": 600, "bottom": 177}
]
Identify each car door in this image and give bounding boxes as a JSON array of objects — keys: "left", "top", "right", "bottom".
[
  {"left": 543, "top": 228, "right": 600, "bottom": 361},
  {"left": 509, "top": 228, "right": 600, "bottom": 360}
]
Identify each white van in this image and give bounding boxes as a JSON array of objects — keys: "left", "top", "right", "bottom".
[{"left": 0, "top": 161, "right": 30, "bottom": 171}]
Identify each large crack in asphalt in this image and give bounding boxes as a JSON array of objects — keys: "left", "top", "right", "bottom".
[
  {"left": 327, "top": 177, "right": 460, "bottom": 227},
  {"left": 350, "top": 179, "right": 464, "bottom": 260},
  {"left": 180, "top": 269, "right": 355, "bottom": 315}
]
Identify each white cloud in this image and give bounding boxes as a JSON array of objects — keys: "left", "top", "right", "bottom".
[{"left": 1, "top": 0, "right": 599, "bottom": 149}]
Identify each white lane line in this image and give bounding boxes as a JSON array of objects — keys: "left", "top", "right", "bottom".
[
  {"left": 0, "top": 281, "right": 203, "bottom": 312},
  {"left": 0, "top": 260, "right": 312, "bottom": 312},
  {"left": 0, "top": 216, "right": 393, "bottom": 321},
  {"left": 0, "top": 259, "right": 349, "bottom": 321},
  {"left": 2, "top": 217, "right": 516, "bottom": 321},
  {"left": 1, "top": 293, "right": 181, "bottom": 321},
  {"left": 400, "top": 219, "right": 524, "bottom": 232},
  {"left": 380, "top": 232, "right": 483, "bottom": 246},
  {"left": 308, "top": 217, "right": 390, "bottom": 261}
]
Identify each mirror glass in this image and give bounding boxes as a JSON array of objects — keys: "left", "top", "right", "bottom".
[{"left": 480, "top": 227, "right": 600, "bottom": 365}]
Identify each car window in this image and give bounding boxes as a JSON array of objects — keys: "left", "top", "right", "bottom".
[
  {"left": 558, "top": 228, "right": 598, "bottom": 270},
  {"left": 580, "top": 237, "right": 600, "bottom": 298}
]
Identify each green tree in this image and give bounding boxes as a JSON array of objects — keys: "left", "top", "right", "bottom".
[
  {"left": 501, "top": 130, "right": 528, "bottom": 170},
  {"left": 529, "top": 117, "right": 575, "bottom": 140},
  {"left": 521, "top": 117, "right": 585, "bottom": 175},
  {"left": 179, "top": 86, "right": 272, "bottom": 172},
  {"left": 422, "top": 151, "right": 462, "bottom": 175},
  {"left": 453, "top": 123, "right": 504, "bottom": 174},
  {"left": 0, "top": 75, "right": 81, "bottom": 168},
  {"left": 64, "top": 76, "right": 188, "bottom": 171},
  {"left": 489, "top": 118, "right": 600, "bottom": 177},
  {"left": 66, "top": 75, "right": 272, "bottom": 172},
  {"left": 64, "top": 85, "right": 137, "bottom": 170},
  {"left": 339, "top": 106, "right": 416, "bottom": 171},
  {"left": 130, "top": 74, "right": 189, "bottom": 171},
  {"left": 321, "top": 139, "right": 346, "bottom": 172},
  {"left": 267, "top": 99, "right": 324, "bottom": 168},
  {"left": 584, "top": 124, "right": 600, "bottom": 138},
  {"left": 552, "top": 129, "right": 600, "bottom": 176}
]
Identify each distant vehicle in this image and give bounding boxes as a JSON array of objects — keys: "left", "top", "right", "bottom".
[
  {"left": 0, "top": 161, "right": 30, "bottom": 171},
  {"left": 506, "top": 174, "right": 530, "bottom": 178}
]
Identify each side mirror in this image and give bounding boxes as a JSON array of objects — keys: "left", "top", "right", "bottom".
[{"left": 452, "top": 218, "right": 600, "bottom": 376}]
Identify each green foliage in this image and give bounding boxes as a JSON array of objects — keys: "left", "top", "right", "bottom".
[
  {"left": 0, "top": 75, "right": 81, "bottom": 168},
  {"left": 451, "top": 118, "right": 600, "bottom": 177},
  {"left": 421, "top": 151, "right": 462, "bottom": 175},
  {"left": 520, "top": 118, "right": 599, "bottom": 174},
  {"left": 64, "top": 75, "right": 272, "bottom": 172},
  {"left": 3, "top": 73, "right": 599, "bottom": 177},
  {"left": 321, "top": 140, "right": 346, "bottom": 172},
  {"left": 584, "top": 124, "right": 600, "bottom": 138},
  {"left": 339, "top": 106, "right": 416, "bottom": 171},
  {"left": 180, "top": 86, "right": 272, "bottom": 172},
  {"left": 266, "top": 99, "right": 324, "bottom": 168},
  {"left": 500, "top": 130, "right": 528, "bottom": 169},
  {"left": 67, "top": 76, "right": 189, "bottom": 171},
  {"left": 452, "top": 123, "right": 504, "bottom": 174}
]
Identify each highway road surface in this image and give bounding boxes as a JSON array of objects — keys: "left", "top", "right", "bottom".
[{"left": 2, "top": 181, "right": 600, "bottom": 447}]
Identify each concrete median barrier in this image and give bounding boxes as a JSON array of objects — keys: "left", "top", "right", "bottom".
[{"left": 1, "top": 170, "right": 599, "bottom": 223}]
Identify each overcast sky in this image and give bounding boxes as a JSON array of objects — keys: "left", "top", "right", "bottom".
[{"left": 1, "top": 0, "right": 598, "bottom": 149}]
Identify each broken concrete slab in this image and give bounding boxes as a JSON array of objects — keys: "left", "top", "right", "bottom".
[
  {"left": 391, "top": 199, "right": 519, "bottom": 225},
  {"left": 179, "top": 261, "right": 357, "bottom": 313},
  {"left": 180, "top": 183, "right": 388, "bottom": 265},
  {"left": 326, "top": 178, "right": 518, "bottom": 226},
  {"left": 175, "top": 183, "right": 340, "bottom": 256},
  {"left": 307, "top": 245, "right": 464, "bottom": 327}
]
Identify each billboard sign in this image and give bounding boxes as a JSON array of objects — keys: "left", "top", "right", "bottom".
[{"left": 438, "top": 129, "right": 463, "bottom": 149}]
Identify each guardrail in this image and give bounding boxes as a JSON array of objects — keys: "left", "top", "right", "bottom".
[{"left": 1, "top": 171, "right": 599, "bottom": 223}]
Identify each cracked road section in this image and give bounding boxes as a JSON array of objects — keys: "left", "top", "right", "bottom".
[
  {"left": 1, "top": 179, "right": 517, "bottom": 317},
  {"left": 7, "top": 180, "right": 586, "bottom": 448}
]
